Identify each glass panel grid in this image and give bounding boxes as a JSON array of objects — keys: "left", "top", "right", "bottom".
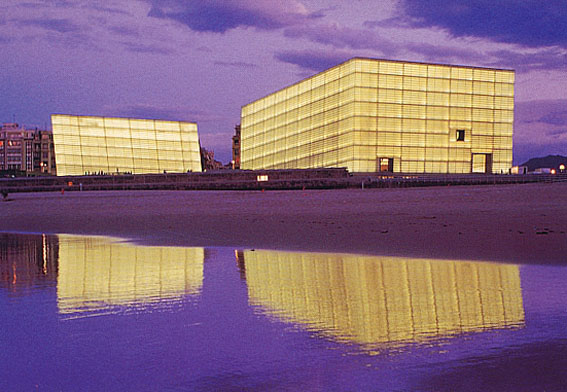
[
  {"left": 240, "top": 59, "right": 513, "bottom": 173},
  {"left": 52, "top": 115, "right": 202, "bottom": 175}
]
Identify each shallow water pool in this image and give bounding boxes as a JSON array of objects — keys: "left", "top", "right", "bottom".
[{"left": 1, "top": 233, "right": 566, "bottom": 391}]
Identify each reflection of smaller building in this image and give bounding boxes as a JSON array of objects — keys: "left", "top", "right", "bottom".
[
  {"left": 56, "top": 235, "right": 204, "bottom": 314},
  {"left": 240, "top": 250, "right": 525, "bottom": 351},
  {"left": 0, "top": 233, "right": 59, "bottom": 291}
]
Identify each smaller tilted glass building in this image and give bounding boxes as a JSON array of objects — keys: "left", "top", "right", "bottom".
[
  {"left": 240, "top": 57, "right": 514, "bottom": 173},
  {"left": 51, "top": 114, "right": 202, "bottom": 176}
]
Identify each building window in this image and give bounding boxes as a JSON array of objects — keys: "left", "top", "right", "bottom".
[{"left": 456, "top": 129, "right": 465, "bottom": 142}]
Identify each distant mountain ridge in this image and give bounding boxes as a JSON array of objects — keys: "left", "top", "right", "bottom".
[{"left": 520, "top": 155, "right": 567, "bottom": 171}]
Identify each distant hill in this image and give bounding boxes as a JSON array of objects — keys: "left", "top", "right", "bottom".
[{"left": 520, "top": 155, "right": 567, "bottom": 171}]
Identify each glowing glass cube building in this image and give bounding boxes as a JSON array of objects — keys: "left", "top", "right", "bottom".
[
  {"left": 240, "top": 58, "right": 514, "bottom": 173},
  {"left": 51, "top": 114, "right": 202, "bottom": 176}
]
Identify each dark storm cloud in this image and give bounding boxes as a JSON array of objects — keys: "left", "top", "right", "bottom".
[
  {"left": 214, "top": 61, "right": 257, "bottom": 68},
  {"left": 146, "top": 0, "right": 315, "bottom": 33},
  {"left": 21, "top": 18, "right": 81, "bottom": 34},
  {"left": 397, "top": 0, "right": 567, "bottom": 48},
  {"left": 274, "top": 49, "right": 352, "bottom": 72}
]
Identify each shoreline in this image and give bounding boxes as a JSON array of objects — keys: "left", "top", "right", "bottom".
[{"left": 1, "top": 183, "right": 566, "bottom": 265}]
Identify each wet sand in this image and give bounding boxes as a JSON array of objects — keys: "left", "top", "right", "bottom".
[{"left": 1, "top": 183, "right": 566, "bottom": 264}]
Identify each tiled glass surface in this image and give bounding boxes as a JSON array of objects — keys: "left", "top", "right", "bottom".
[
  {"left": 241, "top": 58, "right": 514, "bottom": 173},
  {"left": 51, "top": 115, "right": 202, "bottom": 176}
]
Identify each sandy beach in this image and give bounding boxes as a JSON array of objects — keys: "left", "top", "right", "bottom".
[{"left": 1, "top": 182, "right": 566, "bottom": 265}]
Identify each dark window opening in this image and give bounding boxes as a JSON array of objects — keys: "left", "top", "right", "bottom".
[{"left": 456, "top": 129, "right": 465, "bottom": 141}]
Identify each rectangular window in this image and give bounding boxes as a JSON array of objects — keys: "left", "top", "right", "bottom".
[
  {"left": 378, "top": 157, "right": 394, "bottom": 172},
  {"left": 456, "top": 129, "right": 466, "bottom": 141}
]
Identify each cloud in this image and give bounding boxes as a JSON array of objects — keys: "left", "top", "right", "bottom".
[
  {"left": 85, "top": 5, "right": 132, "bottom": 16},
  {"left": 214, "top": 61, "right": 257, "bottom": 68},
  {"left": 404, "top": 42, "right": 486, "bottom": 64},
  {"left": 108, "top": 25, "right": 139, "bottom": 37},
  {"left": 397, "top": 0, "right": 567, "bottom": 48},
  {"left": 21, "top": 17, "right": 81, "bottom": 33},
  {"left": 522, "top": 103, "right": 567, "bottom": 127},
  {"left": 546, "top": 129, "right": 567, "bottom": 137},
  {"left": 488, "top": 48, "right": 567, "bottom": 72},
  {"left": 540, "top": 113, "right": 567, "bottom": 126},
  {"left": 514, "top": 140, "right": 567, "bottom": 165},
  {"left": 0, "top": 34, "right": 10, "bottom": 44},
  {"left": 516, "top": 100, "right": 567, "bottom": 125},
  {"left": 283, "top": 23, "right": 396, "bottom": 54},
  {"left": 104, "top": 104, "right": 226, "bottom": 124},
  {"left": 514, "top": 100, "right": 567, "bottom": 163},
  {"left": 121, "top": 42, "right": 174, "bottom": 55},
  {"left": 146, "top": 0, "right": 315, "bottom": 33},
  {"left": 274, "top": 49, "right": 352, "bottom": 72}
]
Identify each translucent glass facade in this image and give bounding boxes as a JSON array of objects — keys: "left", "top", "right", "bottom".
[
  {"left": 51, "top": 114, "right": 202, "bottom": 176},
  {"left": 241, "top": 58, "right": 514, "bottom": 173}
]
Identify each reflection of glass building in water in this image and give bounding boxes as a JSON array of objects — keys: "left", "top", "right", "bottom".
[
  {"left": 240, "top": 250, "right": 524, "bottom": 350},
  {"left": 56, "top": 235, "right": 204, "bottom": 315},
  {"left": 51, "top": 114, "right": 202, "bottom": 176},
  {"left": 240, "top": 58, "right": 514, "bottom": 173}
]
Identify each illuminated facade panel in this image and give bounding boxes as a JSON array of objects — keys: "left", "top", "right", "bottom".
[
  {"left": 241, "top": 58, "right": 514, "bottom": 173},
  {"left": 51, "top": 114, "right": 202, "bottom": 176},
  {"left": 242, "top": 250, "right": 524, "bottom": 351}
]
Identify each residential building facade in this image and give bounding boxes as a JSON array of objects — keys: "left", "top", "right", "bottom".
[
  {"left": 232, "top": 124, "right": 241, "bottom": 169},
  {"left": 0, "top": 123, "right": 56, "bottom": 175}
]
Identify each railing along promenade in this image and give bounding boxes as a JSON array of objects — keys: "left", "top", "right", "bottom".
[
  {"left": 1, "top": 169, "right": 566, "bottom": 193},
  {"left": 354, "top": 172, "right": 567, "bottom": 188}
]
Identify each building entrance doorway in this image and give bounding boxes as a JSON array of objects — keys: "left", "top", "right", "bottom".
[
  {"left": 472, "top": 153, "right": 492, "bottom": 173},
  {"left": 378, "top": 157, "right": 394, "bottom": 172}
]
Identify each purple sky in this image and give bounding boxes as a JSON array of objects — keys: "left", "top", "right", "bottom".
[{"left": 1, "top": 0, "right": 566, "bottom": 164}]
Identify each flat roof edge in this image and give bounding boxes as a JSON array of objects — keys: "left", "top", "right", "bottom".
[
  {"left": 242, "top": 57, "right": 514, "bottom": 109},
  {"left": 50, "top": 114, "right": 197, "bottom": 125}
]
